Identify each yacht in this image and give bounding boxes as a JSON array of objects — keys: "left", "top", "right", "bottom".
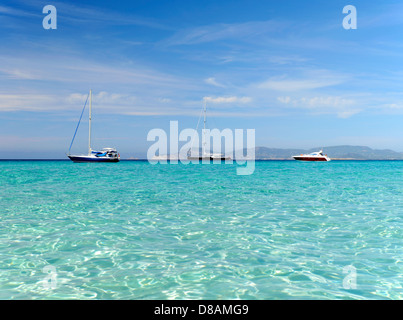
[
  {"left": 67, "top": 90, "right": 120, "bottom": 163},
  {"left": 293, "top": 150, "right": 330, "bottom": 162},
  {"left": 187, "top": 152, "right": 231, "bottom": 161},
  {"left": 68, "top": 148, "right": 120, "bottom": 163},
  {"left": 187, "top": 99, "right": 231, "bottom": 161}
]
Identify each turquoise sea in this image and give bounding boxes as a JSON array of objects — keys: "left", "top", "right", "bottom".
[{"left": 1, "top": 160, "right": 403, "bottom": 300}]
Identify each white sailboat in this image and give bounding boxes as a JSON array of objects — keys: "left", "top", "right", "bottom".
[
  {"left": 67, "top": 89, "right": 120, "bottom": 163},
  {"left": 187, "top": 99, "right": 231, "bottom": 161}
]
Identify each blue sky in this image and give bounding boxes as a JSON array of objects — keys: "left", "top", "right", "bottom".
[{"left": 2, "top": 0, "right": 403, "bottom": 158}]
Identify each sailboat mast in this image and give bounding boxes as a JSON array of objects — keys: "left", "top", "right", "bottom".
[
  {"left": 203, "top": 99, "right": 206, "bottom": 155},
  {"left": 88, "top": 89, "right": 92, "bottom": 155}
]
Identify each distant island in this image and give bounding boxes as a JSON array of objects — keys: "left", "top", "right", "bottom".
[{"left": 253, "top": 145, "right": 403, "bottom": 160}]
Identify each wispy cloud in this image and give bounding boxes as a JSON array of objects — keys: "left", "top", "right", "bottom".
[
  {"left": 204, "top": 96, "right": 252, "bottom": 104},
  {"left": 0, "top": 52, "right": 189, "bottom": 88},
  {"left": 277, "top": 95, "right": 360, "bottom": 118},
  {"left": 164, "top": 20, "right": 285, "bottom": 46},
  {"left": 0, "top": 94, "right": 57, "bottom": 112},
  {"left": 0, "top": 68, "right": 38, "bottom": 80},
  {"left": 204, "top": 77, "right": 226, "bottom": 88},
  {"left": 257, "top": 70, "right": 348, "bottom": 91},
  {"left": 259, "top": 79, "right": 340, "bottom": 91},
  {"left": 12, "top": 0, "right": 168, "bottom": 29},
  {"left": 0, "top": 4, "right": 39, "bottom": 18},
  {"left": 268, "top": 55, "right": 309, "bottom": 65}
]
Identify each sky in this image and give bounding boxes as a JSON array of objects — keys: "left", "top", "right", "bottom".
[{"left": 2, "top": 0, "right": 403, "bottom": 158}]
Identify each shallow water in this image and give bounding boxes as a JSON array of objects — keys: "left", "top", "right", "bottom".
[{"left": 1, "top": 160, "right": 403, "bottom": 299}]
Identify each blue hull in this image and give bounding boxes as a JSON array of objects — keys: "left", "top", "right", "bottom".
[{"left": 68, "top": 155, "right": 119, "bottom": 163}]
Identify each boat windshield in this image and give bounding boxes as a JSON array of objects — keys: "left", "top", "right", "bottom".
[{"left": 308, "top": 151, "right": 324, "bottom": 156}]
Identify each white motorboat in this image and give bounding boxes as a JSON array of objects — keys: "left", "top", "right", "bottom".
[{"left": 293, "top": 150, "right": 331, "bottom": 162}]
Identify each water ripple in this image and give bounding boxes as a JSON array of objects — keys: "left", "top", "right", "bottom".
[{"left": 1, "top": 160, "right": 403, "bottom": 299}]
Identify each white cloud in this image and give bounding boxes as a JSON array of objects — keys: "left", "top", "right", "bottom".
[
  {"left": 0, "top": 90, "right": 255, "bottom": 116},
  {"left": 164, "top": 20, "right": 284, "bottom": 46},
  {"left": 0, "top": 69, "right": 38, "bottom": 80},
  {"left": 0, "top": 94, "right": 56, "bottom": 111},
  {"left": 66, "top": 91, "right": 137, "bottom": 107},
  {"left": 259, "top": 78, "right": 343, "bottom": 91},
  {"left": 385, "top": 103, "right": 403, "bottom": 109},
  {"left": 0, "top": 91, "right": 137, "bottom": 113},
  {"left": 277, "top": 96, "right": 291, "bottom": 104},
  {"left": 258, "top": 70, "right": 349, "bottom": 91},
  {"left": 10, "top": 0, "right": 166, "bottom": 29},
  {"left": 298, "top": 96, "right": 356, "bottom": 109},
  {"left": 204, "top": 77, "right": 226, "bottom": 88},
  {"left": 204, "top": 96, "right": 252, "bottom": 104},
  {"left": 158, "top": 98, "right": 172, "bottom": 103},
  {"left": 276, "top": 95, "right": 360, "bottom": 118},
  {"left": 0, "top": 5, "right": 39, "bottom": 18},
  {"left": 0, "top": 57, "right": 177, "bottom": 87},
  {"left": 268, "top": 56, "right": 308, "bottom": 65},
  {"left": 336, "top": 109, "right": 361, "bottom": 118}
]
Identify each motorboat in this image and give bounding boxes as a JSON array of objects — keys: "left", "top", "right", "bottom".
[{"left": 293, "top": 150, "right": 330, "bottom": 162}]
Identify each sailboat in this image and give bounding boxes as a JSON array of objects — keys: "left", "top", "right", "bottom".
[
  {"left": 67, "top": 90, "right": 120, "bottom": 163},
  {"left": 187, "top": 99, "right": 231, "bottom": 161}
]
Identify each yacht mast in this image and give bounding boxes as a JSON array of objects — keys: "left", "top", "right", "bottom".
[
  {"left": 88, "top": 89, "right": 92, "bottom": 155},
  {"left": 203, "top": 99, "right": 206, "bottom": 155}
]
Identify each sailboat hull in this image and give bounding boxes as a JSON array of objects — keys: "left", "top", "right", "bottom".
[
  {"left": 68, "top": 155, "right": 119, "bottom": 163},
  {"left": 187, "top": 156, "right": 231, "bottom": 161}
]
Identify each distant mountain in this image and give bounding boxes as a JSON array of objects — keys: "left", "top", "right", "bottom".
[
  {"left": 155, "top": 145, "right": 403, "bottom": 160},
  {"left": 252, "top": 145, "right": 403, "bottom": 160}
]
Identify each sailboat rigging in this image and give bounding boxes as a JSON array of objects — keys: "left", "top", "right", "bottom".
[{"left": 187, "top": 98, "right": 231, "bottom": 161}]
